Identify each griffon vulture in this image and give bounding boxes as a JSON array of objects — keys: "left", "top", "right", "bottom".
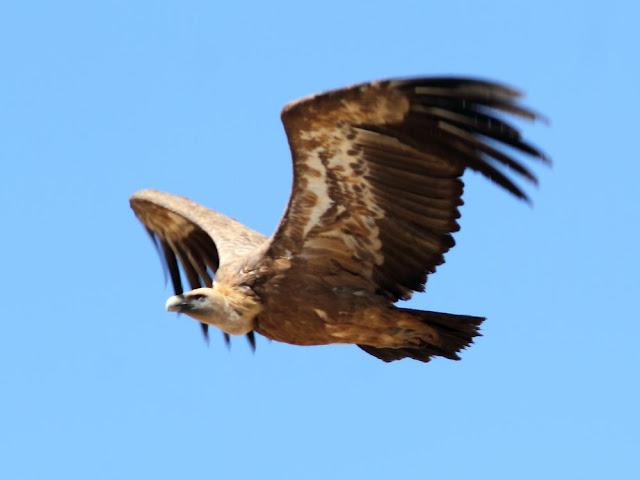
[{"left": 130, "top": 77, "right": 548, "bottom": 363}]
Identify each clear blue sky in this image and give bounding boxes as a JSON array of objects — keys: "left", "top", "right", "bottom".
[{"left": 1, "top": 1, "right": 638, "bottom": 478}]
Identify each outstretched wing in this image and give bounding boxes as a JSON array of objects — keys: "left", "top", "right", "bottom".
[
  {"left": 268, "top": 77, "right": 548, "bottom": 301},
  {"left": 130, "top": 189, "right": 267, "bottom": 345}
]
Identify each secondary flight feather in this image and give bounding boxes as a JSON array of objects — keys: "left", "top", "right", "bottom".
[{"left": 130, "top": 76, "right": 548, "bottom": 363}]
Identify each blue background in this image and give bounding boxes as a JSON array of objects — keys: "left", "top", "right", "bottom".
[{"left": 1, "top": 1, "right": 638, "bottom": 478}]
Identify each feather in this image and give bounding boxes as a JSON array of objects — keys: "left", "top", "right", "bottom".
[
  {"left": 246, "top": 331, "right": 256, "bottom": 352},
  {"left": 160, "top": 240, "right": 183, "bottom": 295},
  {"left": 200, "top": 323, "right": 210, "bottom": 344}
]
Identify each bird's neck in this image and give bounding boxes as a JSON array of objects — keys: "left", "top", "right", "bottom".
[{"left": 211, "top": 282, "right": 262, "bottom": 335}]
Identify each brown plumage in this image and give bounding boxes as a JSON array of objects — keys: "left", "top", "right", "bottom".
[{"left": 130, "top": 76, "right": 548, "bottom": 363}]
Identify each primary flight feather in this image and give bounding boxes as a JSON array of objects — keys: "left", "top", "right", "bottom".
[{"left": 130, "top": 76, "right": 548, "bottom": 363}]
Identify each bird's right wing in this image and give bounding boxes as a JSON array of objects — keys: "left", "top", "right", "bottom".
[
  {"left": 130, "top": 189, "right": 267, "bottom": 344},
  {"left": 266, "top": 77, "right": 548, "bottom": 301}
]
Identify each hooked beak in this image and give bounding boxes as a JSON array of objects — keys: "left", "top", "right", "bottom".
[{"left": 165, "top": 294, "right": 190, "bottom": 312}]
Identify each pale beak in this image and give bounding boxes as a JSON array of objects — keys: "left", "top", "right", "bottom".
[{"left": 165, "top": 294, "right": 188, "bottom": 312}]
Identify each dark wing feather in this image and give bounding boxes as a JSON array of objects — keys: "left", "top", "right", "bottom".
[
  {"left": 267, "top": 77, "right": 547, "bottom": 301},
  {"left": 130, "top": 189, "right": 267, "bottom": 344}
]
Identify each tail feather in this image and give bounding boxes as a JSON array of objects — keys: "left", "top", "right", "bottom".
[{"left": 359, "top": 308, "right": 484, "bottom": 363}]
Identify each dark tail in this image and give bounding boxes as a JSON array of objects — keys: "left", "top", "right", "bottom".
[{"left": 358, "top": 308, "right": 484, "bottom": 363}]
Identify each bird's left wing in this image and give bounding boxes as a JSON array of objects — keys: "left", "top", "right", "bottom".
[
  {"left": 130, "top": 189, "right": 267, "bottom": 345},
  {"left": 266, "top": 77, "right": 547, "bottom": 301}
]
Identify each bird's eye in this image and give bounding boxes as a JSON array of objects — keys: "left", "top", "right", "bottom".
[{"left": 190, "top": 294, "right": 206, "bottom": 301}]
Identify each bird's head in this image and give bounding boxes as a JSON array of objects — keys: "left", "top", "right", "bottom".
[
  {"left": 165, "top": 286, "right": 255, "bottom": 335},
  {"left": 165, "top": 287, "right": 220, "bottom": 317}
]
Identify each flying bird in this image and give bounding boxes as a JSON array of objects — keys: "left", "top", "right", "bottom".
[{"left": 130, "top": 77, "right": 548, "bottom": 363}]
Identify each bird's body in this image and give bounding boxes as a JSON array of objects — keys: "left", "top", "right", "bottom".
[{"left": 131, "top": 76, "right": 547, "bottom": 363}]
